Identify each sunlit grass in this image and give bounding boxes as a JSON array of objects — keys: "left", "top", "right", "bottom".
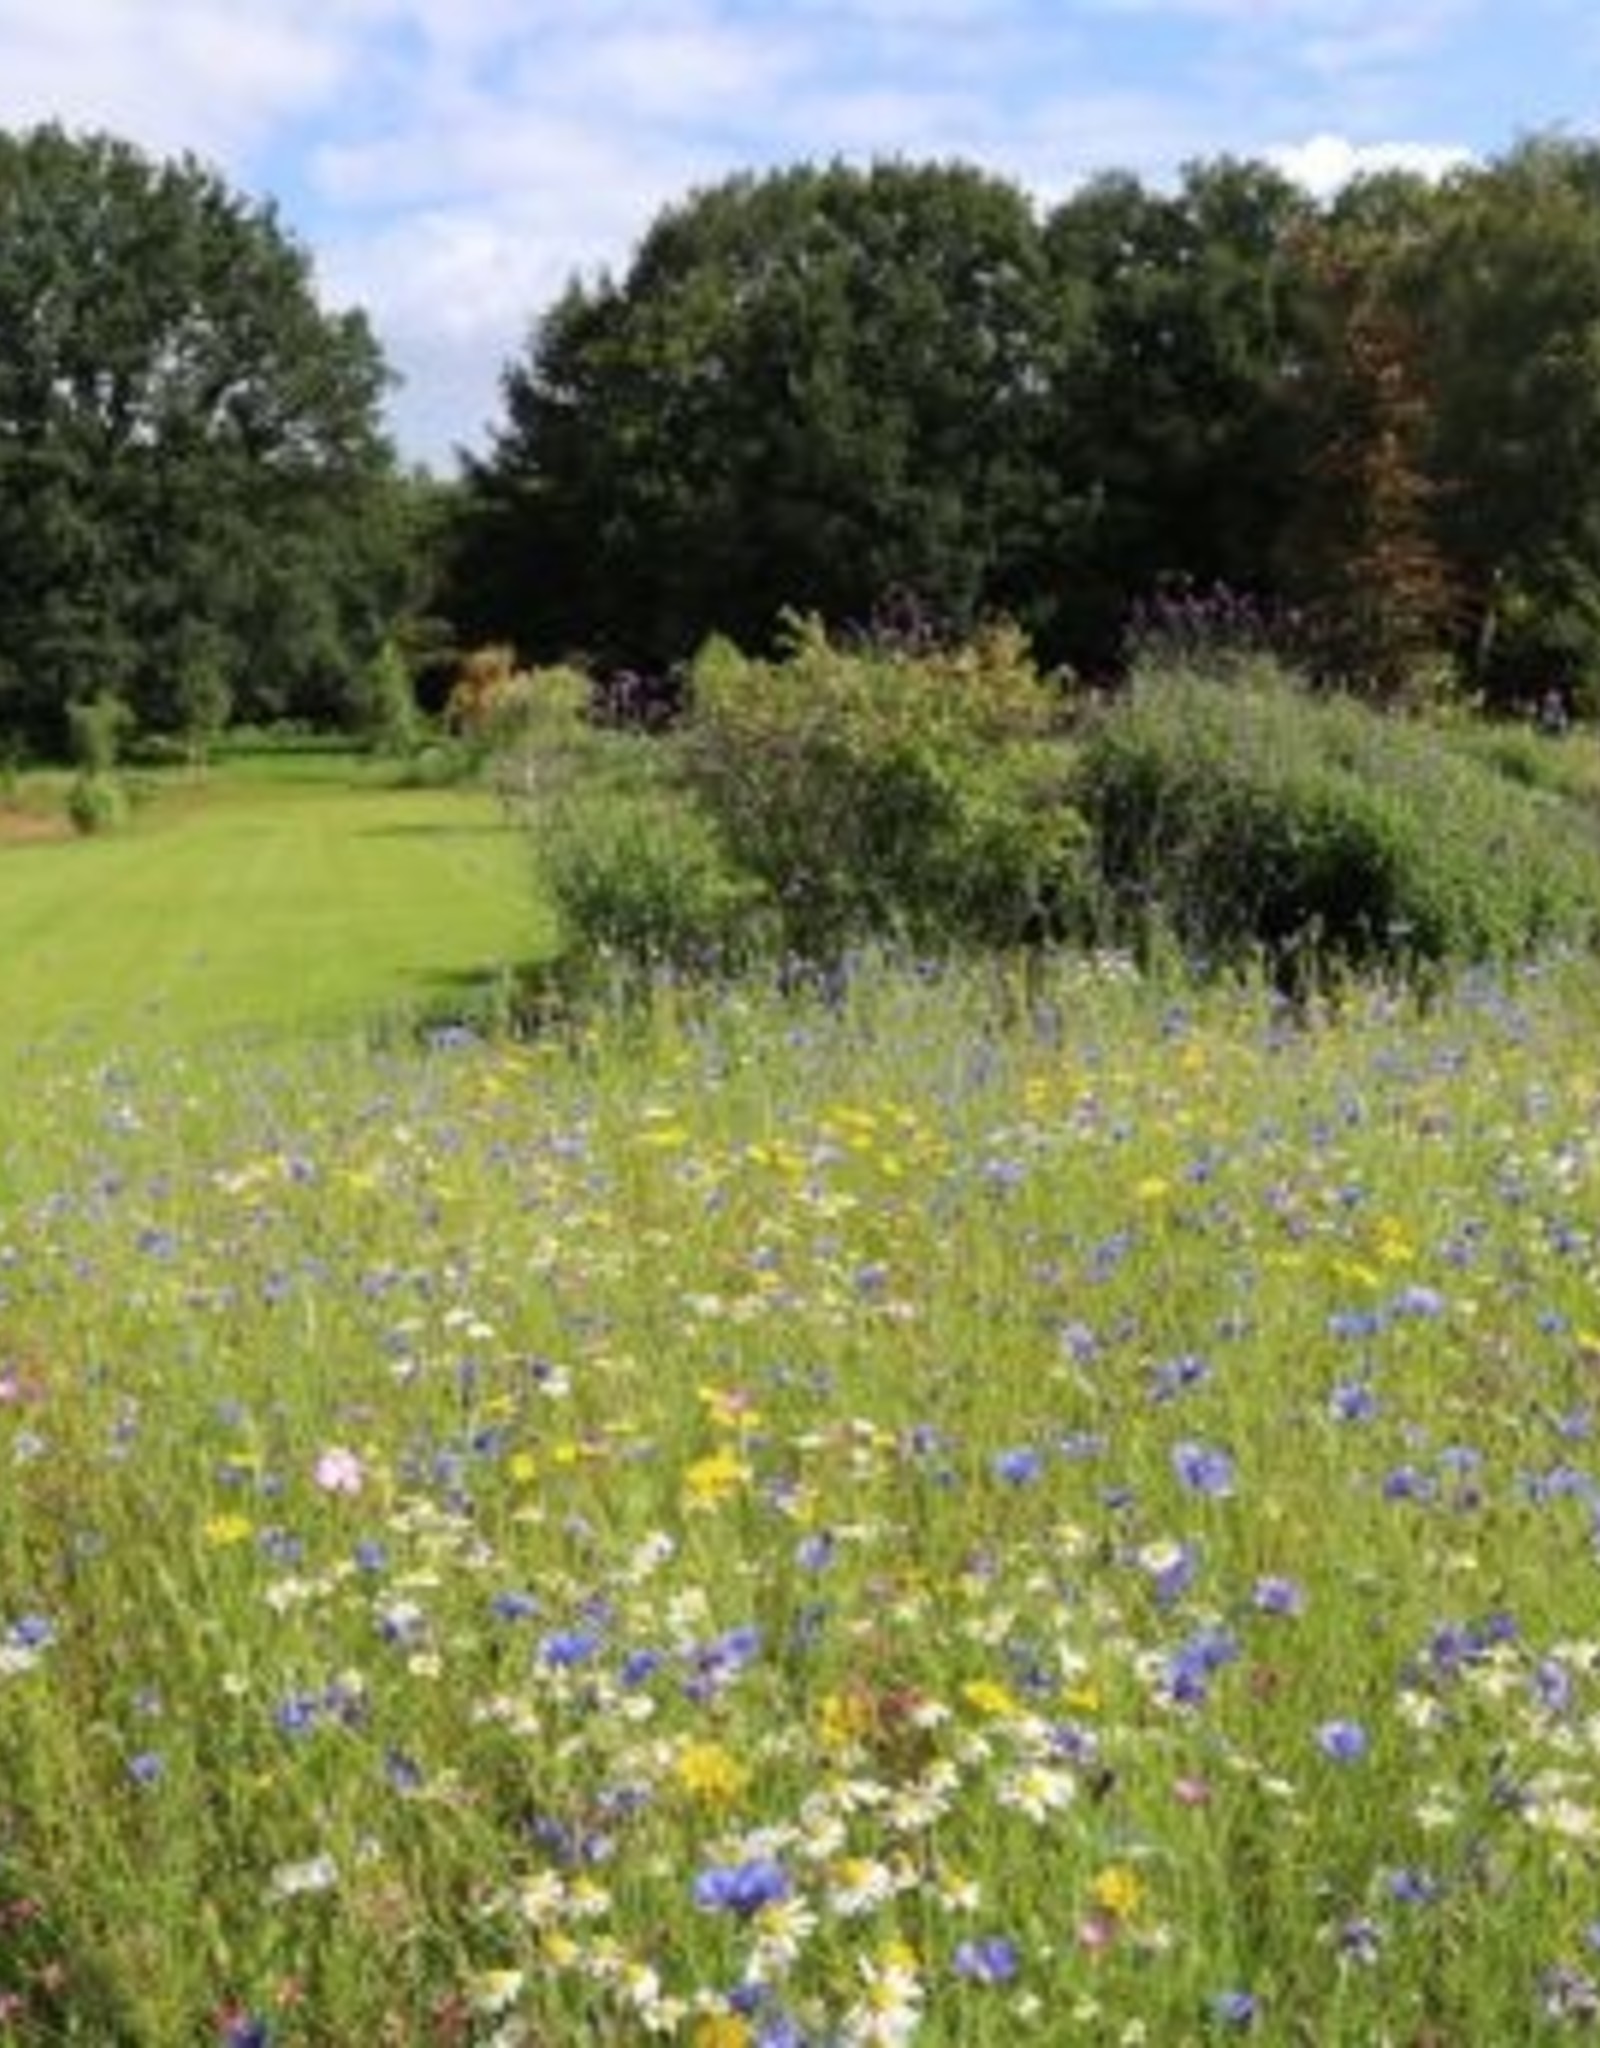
[
  {"left": 0, "top": 754, "right": 544, "bottom": 1055},
  {"left": 6, "top": 950, "right": 1600, "bottom": 2041}
]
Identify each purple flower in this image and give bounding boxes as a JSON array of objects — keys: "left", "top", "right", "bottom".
[
  {"left": 1142, "top": 1538, "right": 1201, "bottom": 1607},
  {"left": 993, "top": 1446, "right": 1043, "bottom": 1486},
  {"left": 1252, "top": 1575, "right": 1305, "bottom": 1617},
  {"left": 1173, "top": 1441, "right": 1235, "bottom": 1498},
  {"left": 1210, "top": 1989, "right": 1258, "bottom": 2027},
  {"left": 127, "top": 1750, "right": 165, "bottom": 1787},
  {"left": 794, "top": 1531, "right": 836, "bottom": 1571},
  {"left": 217, "top": 2015, "right": 272, "bottom": 2048},
  {"left": 1316, "top": 1718, "right": 1369, "bottom": 1763},
  {"left": 1338, "top": 1917, "right": 1382, "bottom": 1964},
  {"left": 953, "top": 1935, "right": 1020, "bottom": 1985},
  {"left": 5, "top": 1614, "right": 55, "bottom": 1650},
  {"left": 1328, "top": 1381, "right": 1378, "bottom": 1423},
  {"left": 693, "top": 1857, "right": 791, "bottom": 1917},
  {"left": 540, "top": 1628, "right": 601, "bottom": 1668}
]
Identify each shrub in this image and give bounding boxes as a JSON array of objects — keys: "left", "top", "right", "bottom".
[
  {"left": 541, "top": 785, "right": 766, "bottom": 990},
  {"left": 1076, "top": 665, "right": 1600, "bottom": 987},
  {"left": 682, "top": 617, "right": 1086, "bottom": 960},
  {"left": 350, "top": 639, "right": 419, "bottom": 756},
  {"left": 65, "top": 772, "right": 129, "bottom": 836},
  {"left": 66, "top": 691, "right": 135, "bottom": 777},
  {"left": 494, "top": 682, "right": 766, "bottom": 993}
]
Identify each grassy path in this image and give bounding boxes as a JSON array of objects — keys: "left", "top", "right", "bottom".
[{"left": 0, "top": 754, "right": 545, "bottom": 1053}]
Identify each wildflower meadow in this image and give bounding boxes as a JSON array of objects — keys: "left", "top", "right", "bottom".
[{"left": 7, "top": 946, "right": 1600, "bottom": 2043}]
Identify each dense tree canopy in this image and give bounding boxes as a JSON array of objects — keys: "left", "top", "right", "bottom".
[
  {"left": 0, "top": 124, "right": 403, "bottom": 753},
  {"left": 452, "top": 138, "right": 1600, "bottom": 711},
  {"left": 452, "top": 161, "right": 1086, "bottom": 668}
]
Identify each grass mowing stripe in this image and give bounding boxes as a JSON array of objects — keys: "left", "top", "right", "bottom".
[{"left": 0, "top": 760, "right": 547, "bottom": 1053}]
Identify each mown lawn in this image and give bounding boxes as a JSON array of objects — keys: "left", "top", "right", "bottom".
[{"left": 0, "top": 753, "right": 546, "bottom": 1053}]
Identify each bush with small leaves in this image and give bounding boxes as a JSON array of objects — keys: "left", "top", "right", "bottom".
[
  {"left": 1075, "top": 663, "right": 1600, "bottom": 988},
  {"left": 682, "top": 617, "right": 1087, "bottom": 961}
]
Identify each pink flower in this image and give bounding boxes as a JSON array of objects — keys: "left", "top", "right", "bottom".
[{"left": 313, "top": 1446, "right": 365, "bottom": 1496}]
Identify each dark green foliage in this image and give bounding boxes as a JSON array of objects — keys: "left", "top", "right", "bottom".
[
  {"left": 681, "top": 618, "right": 1086, "bottom": 959},
  {"left": 1076, "top": 668, "right": 1600, "bottom": 985},
  {"left": 452, "top": 160, "right": 1080, "bottom": 668},
  {"left": 0, "top": 124, "right": 402, "bottom": 754},
  {"left": 1042, "top": 160, "right": 1321, "bottom": 668},
  {"left": 1392, "top": 140, "right": 1600, "bottom": 708}
]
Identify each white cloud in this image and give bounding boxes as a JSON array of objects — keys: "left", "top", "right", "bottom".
[
  {"left": 1268, "top": 130, "right": 1474, "bottom": 194},
  {"left": 0, "top": 0, "right": 1561, "bottom": 462}
]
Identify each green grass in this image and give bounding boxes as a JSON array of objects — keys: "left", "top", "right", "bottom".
[{"left": 0, "top": 753, "right": 546, "bottom": 1053}]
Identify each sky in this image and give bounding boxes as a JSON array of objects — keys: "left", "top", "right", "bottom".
[{"left": 0, "top": 0, "right": 1594, "bottom": 470}]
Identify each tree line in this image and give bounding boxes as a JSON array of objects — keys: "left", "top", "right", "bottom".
[
  {"left": 8, "top": 123, "right": 1600, "bottom": 760},
  {"left": 453, "top": 138, "right": 1600, "bottom": 713}
]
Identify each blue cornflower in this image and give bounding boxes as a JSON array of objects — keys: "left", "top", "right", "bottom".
[
  {"left": 1143, "top": 1538, "right": 1200, "bottom": 1607},
  {"left": 1210, "top": 1989, "right": 1258, "bottom": 2027},
  {"left": 953, "top": 1935, "right": 1020, "bottom": 1985},
  {"left": 218, "top": 2014, "right": 272, "bottom": 2048},
  {"left": 1166, "top": 1626, "right": 1239, "bottom": 1706},
  {"left": 127, "top": 1750, "right": 165, "bottom": 1787},
  {"left": 1328, "top": 1380, "right": 1378, "bottom": 1423},
  {"left": 1382, "top": 1464, "right": 1437, "bottom": 1503},
  {"left": 1252, "top": 1575, "right": 1305, "bottom": 1617},
  {"left": 1172, "top": 1441, "right": 1236, "bottom": 1498},
  {"left": 1151, "top": 1354, "right": 1211, "bottom": 1403},
  {"left": 993, "top": 1446, "right": 1044, "bottom": 1486},
  {"left": 1327, "top": 1308, "right": 1386, "bottom": 1340},
  {"left": 273, "top": 1692, "right": 321, "bottom": 1738},
  {"left": 539, "top": 1628, "right": 601, "bottom": 1668},
  {"left": 1316, "top": 1717, "right": 1369, "bottom": 1762},
  {"left": 1338, "top": 1917, "right": 1382, "bottom": 1965},
  {"left": 693, "top": 1857, "right": 791, "bottom": 1917},
  {"left": 384, "top": 1748, "right": 425, "bottom": 1794},
  {"left": 1532, "top": 1657, "right": 1575, "bottom": 1715},
  {"left": 619, "top": 1648, "right": 664, "bottom": 1687}
]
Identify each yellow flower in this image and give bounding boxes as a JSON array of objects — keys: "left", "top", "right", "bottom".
[
  {"left": 694, "top": 2018, "right": 754, "bottom": 2048},
  {"left": 673, "top": 1740, "right": 750, "bottom": 1807},
  {"left": 961, "top": 1678, "right": 1020, "bottom": 1718},
  {"left": 1089, "top": 1864, "right": 1144, "bottom": 1920},
  {"left": 202, "top": 1513, "right": 254, "bottom": 1548},
  {"left": 682, "top": 1446, "right": 751, "bottom": 1510},
  {"left": 818, "top": 1689, "right": 875, "bottom": 1750}
]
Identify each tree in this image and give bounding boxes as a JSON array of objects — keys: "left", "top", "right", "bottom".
[
  {"left": 1281, "top": 218, "right": 1458, "bottom": 700},
  {"left": 452, "top": 160, "right": 1083, "bottom": 669},
  {"left": 1043, "top": 159, "right": 1319, "bottom": 667},
  {"left": 1395, "top": 140, "right": 1600, "bottom": 706},
  {"left": 0, "top": 124, "right": 402, "bottom": 753}
]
